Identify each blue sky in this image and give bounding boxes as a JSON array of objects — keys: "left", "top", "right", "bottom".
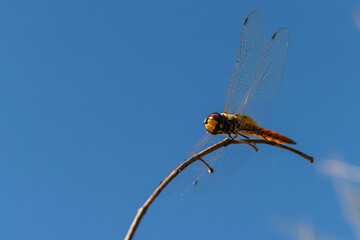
[{"left": 0, "top": 0, "right": 360, "bottom": 239}]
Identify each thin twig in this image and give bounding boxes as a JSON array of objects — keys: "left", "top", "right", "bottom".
[
  {"left": 198, "top": 158, "right": 214, "bottom": 173},
  {"left": 243, "top": 141, "right": 259, "bottom": 152},
  {"left": 124, "top": 138, "right": 313, "bottom": 240},
  {"left": 231, "top": 139, "right": 313, "bottom": 163}
]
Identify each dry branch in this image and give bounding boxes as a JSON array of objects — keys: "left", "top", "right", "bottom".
[{"left": 124, "top": 138, "right": 313, "bottom": 240}]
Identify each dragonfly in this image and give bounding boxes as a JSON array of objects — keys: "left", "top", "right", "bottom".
[{"left": 165, "top": 10, "right": 293, "bottom": 193}]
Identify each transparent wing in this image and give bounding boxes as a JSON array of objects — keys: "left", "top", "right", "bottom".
[
  {"left": 192, "top": 29, "right": 289, "bottom": 192},
  {"left": 161, "top": 133, "right": 216, "bottom": 195},
  {"left": 162, "top": 15, "right": 289, "bottom": 195},
  {"left": 225, "top": 10, "right": 264, "bottom": 114},
  {"left": 162, "top": 133, "right": 253, "bottom": 194},
  {"left": 193, "top": 139, "right": 253, "bottom": 193},
  {"left": 236, "top": 28, "right": 289, "bottom": 126}
]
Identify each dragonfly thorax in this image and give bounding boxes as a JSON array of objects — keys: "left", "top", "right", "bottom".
[{"left": 204, "top": 113, "right": 242, "bottom": 135}]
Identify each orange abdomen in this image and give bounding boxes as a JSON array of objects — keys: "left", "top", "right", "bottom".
[{"left": 241, "top": 123, "right": 296, "bottom": 145}]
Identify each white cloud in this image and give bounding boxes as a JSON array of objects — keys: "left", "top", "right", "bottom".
[{"left": 351, "top": 5, "right": 360, "bottom": 31}]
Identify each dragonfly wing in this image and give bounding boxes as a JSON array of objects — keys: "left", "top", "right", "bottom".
[
  {"left": 236, "top": 28, "right": 289, "bottom": 126},
  {"left": 193, "top": 141, "right": 253, "bottom": 193},
  {"left": 161, "top": 133, "right": 216, "bottom": 195},
  {"left": 162, "top": 15, "right": 289, "bottom": 195},
  {"left": 225, "top": 10, "right": 264, "bottom": 114},
  {"left": 194, "top": 29, "right": 290, "bottom": 192},
  {"left": 162, "top": 133, "right": 252, "bottom": 194}
]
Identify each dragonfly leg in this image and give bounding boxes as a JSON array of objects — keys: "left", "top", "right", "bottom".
[
  {"left": 228, "top": 133, "right": 240, "bottom": 139},
  {"left": 259, "top": 134, "right": 276, "bottom": 144},
  {"left": 260, "top": 134, "right": 269, "bottom": 141},
  {"left": 235, "top": 129, "right": 250, "bottom": 139},
  {"left": 239, "top": 133, "right": 249, "bottom": 139}
]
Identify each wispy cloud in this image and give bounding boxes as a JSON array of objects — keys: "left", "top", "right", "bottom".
[
  {"left": 319, "top": 158, "right": 360, "bottom": 183},
  {"left": 272, "top": 217, "right": 344, "bottom": 240},
  {"left": 320, "top": 158, "right": 360, "bottom": 239},
  {"left": 273, "top": 158, "right": 360, "bottom": 240},
  {"left": 351, "top": 5, "right": 360, "bottom": 31}
]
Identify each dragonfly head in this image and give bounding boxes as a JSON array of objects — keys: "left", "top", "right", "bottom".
[{"left": 204, "top": 113, "right": 226, "bottom": 135}]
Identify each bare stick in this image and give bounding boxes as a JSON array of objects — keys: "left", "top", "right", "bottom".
[
  {"left": 124, "top": 138, "right": 313, "bottom": 240},
  {"left": 198, "top": 158, "right": 214, "bottom": 173},
  {"left": 230, "top": 139, "right": 313, "bottom": 163},
  {"left": 243, "top": 141, "right": 259, "bottom": 152}
]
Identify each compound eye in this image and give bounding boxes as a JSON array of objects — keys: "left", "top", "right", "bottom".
[{"left": 207, "top": 112, "right": 219, "bottom": 118}]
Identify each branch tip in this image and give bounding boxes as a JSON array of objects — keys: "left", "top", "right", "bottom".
[{"left": 198, "top": 158, "right": 214, "bottom": 174}]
